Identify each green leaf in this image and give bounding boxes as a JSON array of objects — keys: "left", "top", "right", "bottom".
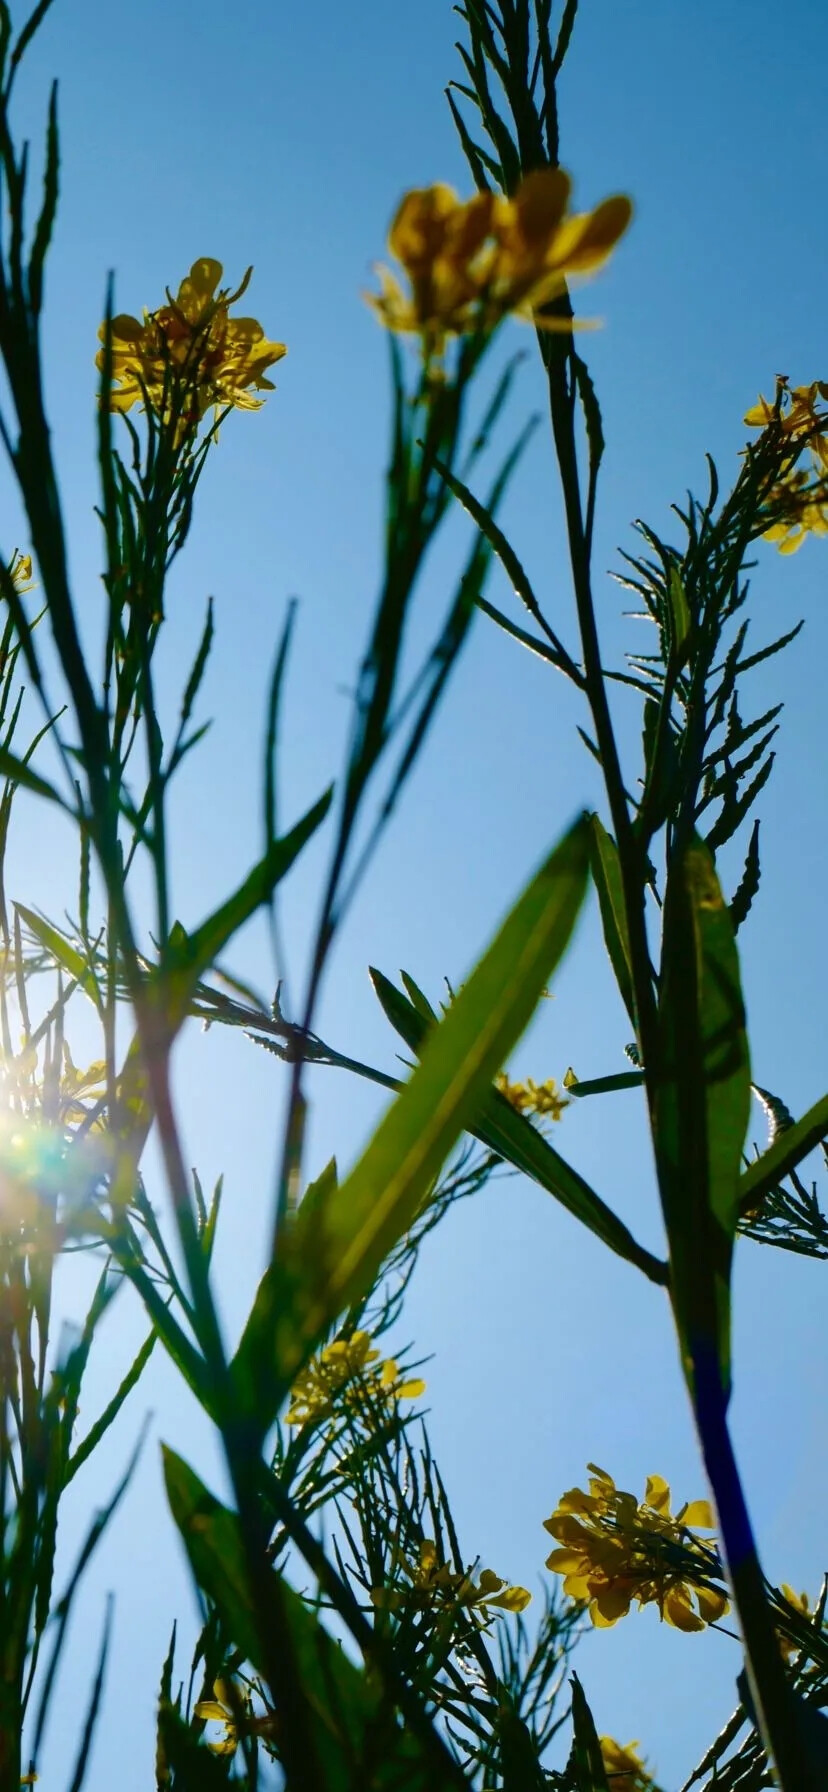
[
  {"left": 738, "top": 1090, "right": 828, "bottom": 1220},
  {"left": 729, "top": 818, "right": 761, "bottom": 933},
  {"left": 66, "top": 1329, "right": 156, "bottom": 1483},
  {"left": 162, "top": 786, "right": 332, "bottom": 1029},
  {"left": 654, "top": 837, "right": 751, "bottom": 1397},
  {"left": 371, "top": 968, "right": 666, "bottom": 1285},
  {"left": 15, "top": 903, "right": 102, "bottom": 1012},
  {"left": 162, "top": 1449, "right": 457, "bottom": 1791},
  {"left": 568, "top": 1674, "right": 610, "bottom": 1792},
  {"left": 431, "top": 451, "right": 579, "bottom": 681},
  {"left": 0, "top": 744, "right": 66, "bottom": 806},
  {"left": 233, "top": 815, "right": 591, "bottom": 1428},
  {"left": 667, "top": 564, "right": 691, "bottom": 657},
  {"left": 587, "top": 816, "right": 636, "bottom": 1025},
  {"left": 497, "top": 1708, "right": 547, "bottom": 1791}
]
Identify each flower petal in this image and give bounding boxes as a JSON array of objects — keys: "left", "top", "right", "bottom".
[
  {"left": 694, "top": 1583, "right": 730, "bottom": 1622},
  {"left": 663, "top": 1586, "right": 705, "bottom": 1631},
  {"left": 681, "top": 1499, "right": 715, "bottom": 1529},
  {"left": 590, "top": 1584, "right": 633, "bottom": 1626},
  {"left": 644, "top": 1474, "right": 672, "bottom": 1515}
]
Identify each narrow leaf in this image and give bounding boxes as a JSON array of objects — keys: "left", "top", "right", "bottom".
[
  {"left": 654, "top": 837, "right": 751, "bottom": 1396},
  {"left": 588, "top": 815, "right": 636, "bottom": 1024},
  {"left": 0, "top": 746, "right": 66, "bottom": 806},
  {"left": 729, "top": 819, "right": 761, "bottom": 933},
  {"left": 568, "top": 1674, "right": 610, "bottom": 1791},
  {"left": 163, "top": 786, "right": 332, "bottom": 1028},
  {"left": 15, "top": 903, "right": 102, "bottom": 1011},
  {"left": 370, "top": 966, "right": 666, "bottom": 1284},
  {"left": 234, "top": 816, "right": 591, "bottom": 1427}
]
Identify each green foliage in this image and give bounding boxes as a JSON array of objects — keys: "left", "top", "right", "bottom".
[
  {"left": 232, "top": 816, "right": 590, "bottom": 1435},
  {"left": 0, "top": 0, "right": 821, "bottom": 1788}
]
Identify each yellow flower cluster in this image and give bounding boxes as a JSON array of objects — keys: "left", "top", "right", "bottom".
[
  {"left": 97, "top": 258, "right": 285, "bottom": 432},
  {"left": 285, "top": 1329, "right": 425, "bottom": 1429},
  {"left": 495, "top": 1072, "right": 569, "bottom": 1122},
  {"left": 367, "top": 169, "right": 631, "bottom": 350},
  {"left": 600, "top": 1736, "right": 656, "bottom": 1791},
  {"left": 745, "top": 377, "right": 828, "bottom": 553},
  {"left": 543, "top": 1464, "right": 730, "bottom": 1631},
  {"left": 371, "top": 1538, "right": 531, "bottom": 1620}
]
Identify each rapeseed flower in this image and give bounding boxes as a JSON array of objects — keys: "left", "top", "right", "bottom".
[
  {"left": 599, "top": 1736, "right": 656, "bottom": 1790},
  {"left": 371, "top": 1538, "right": 530, "bottom": 1620},
  {"left": 777, "top": 1584, "right": 813, "bottom": 1662},
  {"left": 7, "top": 551, "right": 35, "bottom": 594},
  {"left": 745, "top": 377, "right": 828, "bottom": 552},
  {"left": 285, "top": 1328, "right": 425, "bottom": 1428},
  {"left": 367, "top": 169, "right": 631, "bottom": 350},
  {"left": 495, "top": 1073, "right": 569, "bottom": 1122},
  {"left": 97, "top": 258, "right": 285, "bottom": 432},
  {"left": 194, "top": 1678, "right": 278, "bottom": 1756},
  {"left": 543, "top": 1464, "right": 730, "bottom": 1631}
]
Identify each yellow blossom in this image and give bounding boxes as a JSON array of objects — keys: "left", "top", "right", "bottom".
[
  {"left": 777, "top": 1584, "right": 813, "bottom": 1662},
  {"left": 745, "top": 376, "right": 828, "bottom": 551},
  {"left": 97, "top": 258, "right": 286, "bottom": 431},
  {"left": 371, "top": 1538, "right": 531, "bottom": 1621},
  {"left": 495, "top": 1072, "right": 569, "bottom": 1122},
  {"left": 194, "top": 1678, "right": 278, "bottom": 1756},
  {"left": 543, "top": 1464, "right": 730, "bottom": 1631},
  {"left": 285, "top": 1328, "right": 425, "bottom": 1428},
  {"left": 366, "top": 169, "right": 631, "bottom": 348},
  {"left": 6, "top": 550, "right": 35, "bottom": 594},
  {"left": 760, "top": 480, "right": 828, "bottom": 555},
  {"left": 599, "top": 1735, "right": 655, "bottom": 1790}
]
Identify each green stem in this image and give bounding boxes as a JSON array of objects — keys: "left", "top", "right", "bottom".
[
  {"left": 543, "top": 345, "right": 660, "bottom": 1074},
  {"left": 693, "top": 1349, "right": 815, "bottom": 1789}
]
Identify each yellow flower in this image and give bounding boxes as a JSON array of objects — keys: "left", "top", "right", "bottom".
[
  {"left": 777, "top": 1584, "right": 812, "bottom": 1662},
  {"left": 543, "top": 1464, "right": 730, "bottom": 1631},
  {"left": 599, "top": 1735, "right": 655, "bottom": 1790},
  {"left": 760, "top": 481, "right": 828, "bottom": 555},
  {"left": 194, "top": 1678, "right": 278, "bottom": 1756},
  {"left": 285, "top": 1329, "right": 425, "bottom": 1428},
  {"left": 745, "top": 379, "right": 828, "bottom": 457},
  {"left": 495, "top": 1072, "right": 569, "bottom": 1122},
  {"left": 97, "top": 258, "right": 286, "bottom": 431},
  {"left": 371, "top": 1538, "right": 531, "bottom": 1620},
  {"left": 745, "top": 376, "right": 828, "bottom": 551},
  {"left": 7, "top": 550, "right": 35, "bottom": 594},
  {"left": 366, "top": 169, "right": 631, "bottom": 348}
]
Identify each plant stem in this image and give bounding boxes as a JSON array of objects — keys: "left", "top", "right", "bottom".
[{"left": 693, "top": 1349, "right": 815, "bottom": 1789}]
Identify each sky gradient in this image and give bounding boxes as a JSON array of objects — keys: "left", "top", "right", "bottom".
[{"left": 3, "top": 0, "right": 827, "bottom": 1785}]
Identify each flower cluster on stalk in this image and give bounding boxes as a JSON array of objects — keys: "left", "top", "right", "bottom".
[
  {"left": 495, "top": 1072, "right": 569, "bottom": 1122},
  {"left": 285, "top": 1328, "right": 425, "bottom": 1429},
  {"left": 599, "top": 1735, "right": 657, "bottom": 1791},
  {"left": 543, "top": 1464, "right": 730, "bottom": 1631},
  {"left": 367, "top": 169, "right": 631, "bottom": 353},
  {"left": 97, "top": 257, "right": 285, "bottom": 433},
  {"left": 370, "top": 1536, "right": 531, "bottom": 1623},
  {"left": 745, "top": 376, "right": 828, "bottom": 552}
]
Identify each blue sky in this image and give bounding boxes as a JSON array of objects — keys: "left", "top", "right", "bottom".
[{"left": 4, "top": 0, "right": 827, "bottom": 1785}]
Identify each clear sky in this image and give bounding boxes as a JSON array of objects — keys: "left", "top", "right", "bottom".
[{"left": 4, "top": 0, "right": 827, "bottom": 1786}]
